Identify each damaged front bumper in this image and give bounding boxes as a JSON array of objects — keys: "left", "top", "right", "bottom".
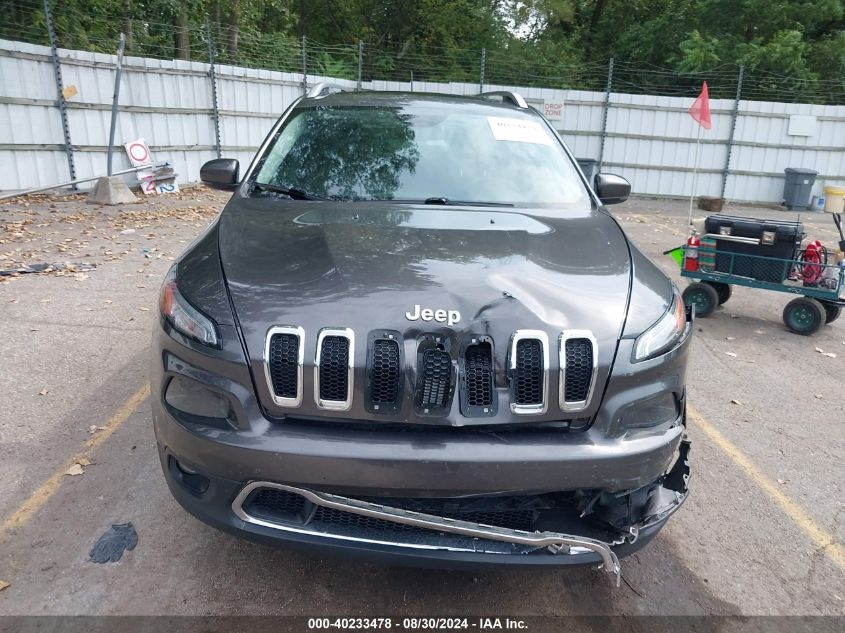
[{"left": 223, "top": 438, "right": 691, "bottom": 586}]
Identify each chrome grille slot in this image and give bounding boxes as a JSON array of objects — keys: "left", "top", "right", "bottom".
[
  {"left": 560, "top": 331, "right": 597, "bottom": 412},
  {"left": 508, "top": 330, "right": 549, "bottom": 415},
  {"left": 366, "top": 331, "right": 404, "bottom": 413},
  {"left": 315, "top": 328, "right": 354, "bottom": 410},
  {"left": 264, "top": 326, "right": 304, "bottom": 407}
]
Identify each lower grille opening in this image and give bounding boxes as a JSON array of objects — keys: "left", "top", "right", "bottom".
[
  {"left": 564, "top": 338, "right": 594, "bottom": 404},
  {"left": 243, "top": 488, "right": 536, "bottom": 533},
  {"left": 244, "top": 487, "right": 307, "bottom": 522},
  {"left": 235, "top": 485, "right": 626, "bottom": 554},
  {"left": 513, "top": 339, "right": 543, "bottom": 406}
]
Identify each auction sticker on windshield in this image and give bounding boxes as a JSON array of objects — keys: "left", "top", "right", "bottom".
[{"left": 487, "top": 116, "right": 552, "bottom": 145}]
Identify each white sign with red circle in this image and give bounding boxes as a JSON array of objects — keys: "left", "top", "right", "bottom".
[{"left": 123, "top": 139, "right": 151, "bottom": 167}]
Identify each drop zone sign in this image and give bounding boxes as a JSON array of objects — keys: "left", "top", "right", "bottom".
[{"left": 525, "top": 98, "right": 564, "bottom": 124}]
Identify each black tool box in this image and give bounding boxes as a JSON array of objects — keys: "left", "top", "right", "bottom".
[{"left": 704, "top": 215, "right": 804, "bottom": 283}]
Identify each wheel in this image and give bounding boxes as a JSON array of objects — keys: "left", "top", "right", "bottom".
[
  {"left": 782, "top": 297, "right": 825, "bottom": 335},
  {"left": 704, "top": 281, "right": 732, "bottom": 305},
  {"left": 821, "top": 303, "right": 841, "bottom": 324},
  {"left": 682, "top": 282, "right": 719, "bottom": 318}
]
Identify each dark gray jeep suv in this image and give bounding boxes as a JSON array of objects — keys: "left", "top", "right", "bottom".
[{"left": 151, "top": 86, "right": 692, "bottom": 584}]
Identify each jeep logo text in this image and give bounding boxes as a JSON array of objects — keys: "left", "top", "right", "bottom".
[{"left": 405, "top": 304, "right": 461, "bottom": 326}]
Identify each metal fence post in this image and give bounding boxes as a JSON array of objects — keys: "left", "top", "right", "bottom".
[
  {"left": 597, "top": 58, "right": 614, "bottom": 171},
  {"left": 301, "top": 35, "right": 308, "bottom": 94},
  {"left": 106, "top": 33, "right": 126, "bottom": 175},
  {"left": 357, "top": 40, "right": 363, "bottom": 90},
  {"left": 43, "top": 0, "right": 76, "bottom": 186},
  {"left": 721, "top": 65, "right": 744, "bottom": 200},
  {"left": 206, "top": 19, "right": 222, "bottom": 159},
  {"left": 479, "top": 48, "right": 486, "bottom": 92}
]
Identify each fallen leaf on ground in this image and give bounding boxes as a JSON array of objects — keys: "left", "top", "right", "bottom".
[
  {"left": 815, "top": 394, "right": 824, "bottom": 399},
  {"left": 38, "top": 388, "right": 48, "bottom": 395},
  {"left": 0, "top": 580, "right": 9, "bottom": 591},
  {"left": 75, "top": 457, "right": 92, "bottom": 466},
  {"left": 777, "top": 479, "right": 787, "bottom": 485},
  {"left": 65, "top": 463, "right": 84, "bottom": 476},
  {"left": 731, "top": 399, "right": 742, "bottom": 405},
  {"left": 725, "top": 352, "right": 737, "bottom": 357}
]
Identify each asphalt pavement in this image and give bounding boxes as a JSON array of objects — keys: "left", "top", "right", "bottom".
[{"left": 0, "top": 190, "right": 842, "bottom": 620}]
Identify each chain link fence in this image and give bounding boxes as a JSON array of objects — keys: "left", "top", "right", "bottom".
[{"left": 3, "top": 0, "right": 845, "bottom": 105}]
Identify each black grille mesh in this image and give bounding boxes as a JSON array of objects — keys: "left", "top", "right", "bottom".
[
  {"left": 319, "top": 335, "right": 350, "bottom": 402},
  {"left": 246, "top": 488, "right": 306, "bottom": 520},
  {"left": 268, "top": 333, "right": 299, "bottom": 399},
  {"left": 564, "top": 338, "right": 594, "bottom": 403},
  {"left": 420, "top": 349, "right": 451, "bottom": 408},
  {"left": 312, "top": 506, "right": 534, "bottom": 533},
  {"left": 464, "top": 342, "right": 493, "bottom": 407},
  {"left": 245, "top": 488, "right": 535, "bottom": 533},
  {"left": 369, "top": 339, "right": 401, "bottom": 405},
  {"left": 514, "top": 339, "right": 543, "bottom": 405}
]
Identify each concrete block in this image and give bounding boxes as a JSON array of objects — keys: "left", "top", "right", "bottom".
[{"left": 87, "top": 176, "right": 137, "bottom": 205}]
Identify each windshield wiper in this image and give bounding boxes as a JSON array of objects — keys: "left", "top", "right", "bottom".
[
  {"left": 422, "top": 197, "right": 513, "bottom": 207},
  {"left": 252, "top": 182, "right": 323, "bottom": 200}
]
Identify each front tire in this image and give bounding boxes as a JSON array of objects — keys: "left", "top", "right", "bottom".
[
  {"left": 783, "top": 297, "right": 825, "bottom": 335},
  {"left": 683, "top": 282, "right": 719, "bottom": 318}
]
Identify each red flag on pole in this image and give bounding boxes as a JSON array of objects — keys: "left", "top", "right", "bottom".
[{"left": 688, "top": 81, "right": 712, "bottom": 129}]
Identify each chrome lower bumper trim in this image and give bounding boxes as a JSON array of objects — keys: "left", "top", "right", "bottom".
[{"left": 232, "top": 482, "right": 623, "bottom": 585}]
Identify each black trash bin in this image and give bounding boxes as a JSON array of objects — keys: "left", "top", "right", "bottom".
[
  {"left": 783, "top": 168, "right": 817, "bottom": 210},
  {"left": 576, "top": 158, "right": 598, "bottom": 186}
]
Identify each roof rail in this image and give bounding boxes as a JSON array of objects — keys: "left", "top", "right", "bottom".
[
  {"left": 477, "top": 90, "right": 528, "bottom": 109},
  {"left": 306, "top": 82, "right": 345, "bottom": 99}
]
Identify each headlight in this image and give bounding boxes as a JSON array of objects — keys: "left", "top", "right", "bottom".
[
  {"left": 159, "top": 266, "right": 220, "bottom": 348},
  {"left": 633, "top": 290, "right": 686, "bottom": 362}
]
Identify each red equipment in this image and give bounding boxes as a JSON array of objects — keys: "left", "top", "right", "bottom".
[
  {"left": 685, "top": 233, "right": 700, "bottom": 272},
  {"left": 801, "top": 239, "right": 825, "bottom": 286}
]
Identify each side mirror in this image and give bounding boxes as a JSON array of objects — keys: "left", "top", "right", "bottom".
[
  {"left": 594, "top": 173, "right": 630, "bottom": 205},
  {"left": 200, "top": 158, "right": 239, "bottom": 191}
]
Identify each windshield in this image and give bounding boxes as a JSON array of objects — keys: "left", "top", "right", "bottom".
[{"left": 252, "top": 103, "right": 590, "bottom": 207}]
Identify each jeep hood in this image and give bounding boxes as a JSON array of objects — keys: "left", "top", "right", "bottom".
[{"left": 218, "top": 198, "right": 632, "bottom": 424}]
